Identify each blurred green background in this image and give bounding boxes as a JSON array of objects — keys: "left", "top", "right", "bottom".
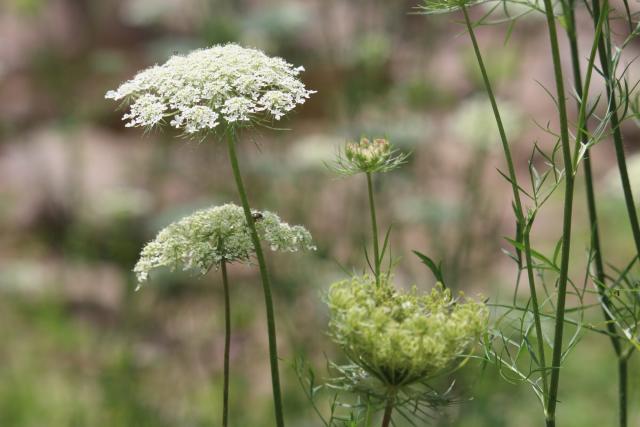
[{"left": 0, "top": 0, "right": 638, "bottom": 425}]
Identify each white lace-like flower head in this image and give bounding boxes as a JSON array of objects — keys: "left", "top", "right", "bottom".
[
  {"left": 106, "top": 44, "right": 315, "bottom": 135},
  {"left": 134, "top": 203, "right": 315, "bottom": 286}
]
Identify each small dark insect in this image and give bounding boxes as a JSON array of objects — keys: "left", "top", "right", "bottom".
[{"left": 252, "top": 212, "right": 264, "bottom": 221}]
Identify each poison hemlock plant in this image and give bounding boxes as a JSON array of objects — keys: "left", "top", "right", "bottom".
[{"left": 106, "top": 43, "right": 315, "bottom": 427}]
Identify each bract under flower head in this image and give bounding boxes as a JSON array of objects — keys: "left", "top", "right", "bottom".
[
  {"left": 134, "top": 203, "right": 315, "bottom": 286},
  {"left": 106, "top": 44, "right": 315, "bottom": 135},
  {"left": 329, "top": 137, "right": 409, "bottom": 175},
  {"left": 327, "top": 275, "right": 488, "bottom": 387}
]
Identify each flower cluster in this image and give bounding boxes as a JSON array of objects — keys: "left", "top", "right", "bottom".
[
  {"left": 328, "top": 137, "right": 409, "bottom": 175},
  {"left": 106, "top": 44, "right": 315, "bottom": 134},
  {"left": 327, "top": 275, "right": 488, "bottom": 387},
  {"left": 134, "top": 203, "right": 315, "bottom": 285}
]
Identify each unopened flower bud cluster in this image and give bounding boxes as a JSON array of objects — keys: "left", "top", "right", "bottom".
[
  {"left": 134, "top": 203, "right": 315, "bottom": 285},
  {"left": 330, "top": 137, "right": 409, "bottom": 175},
  {"left": 345, "top": 138, "right": 391, "bottom": 169},
  {"left": 327, "top": 275, "right": 488, "bottom": 386},
  {"left": 106, "top": 44, "right": 315, "bottom": 134}
]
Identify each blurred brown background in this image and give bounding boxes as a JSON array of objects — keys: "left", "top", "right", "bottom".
[{"left": 0, "top": 0, "right": 639, "bottom": 425}]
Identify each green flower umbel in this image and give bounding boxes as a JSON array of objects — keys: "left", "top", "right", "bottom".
[
  {"left": 327, "top": 275, "right": 488, "bottom": 387},
  {"left": 329, "top": 137, "right": 409, "bottom": 176},
  {"left": 134, "top": 203, "right": 315, "bottom": 286}
]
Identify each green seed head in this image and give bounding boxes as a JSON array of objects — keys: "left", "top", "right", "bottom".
[{"left": 327, "top": 275, "right": 488, "bottom": 387}]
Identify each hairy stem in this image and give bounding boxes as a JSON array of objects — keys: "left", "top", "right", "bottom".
[
  {"left": 226, "top": 130, "right": 285, "bottom": 427},
  {"left": 541, "top": 0, "right": 575, "bottom": 423},
  {"left": 366, "top": 172, "right": 381, "bottom": 286},
  {"left": 221, "top": 258, "right": 231, "bottom": 427},
  {"left": 461, "top": 4, "right": 549, "bottom": 398}
]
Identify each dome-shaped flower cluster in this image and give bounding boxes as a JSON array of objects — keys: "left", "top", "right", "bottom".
[
  {"left": 329, "top": 137, "right": 409, "bottom": 175},
  {"left": 327, "top": 275, "right": 488, "bottom": 386},
  {"left": 134, "top": 203, "right": 315, "bottom": 285},
  {"left": 106, "top": 44, "right": 315, "bottom": 134}
]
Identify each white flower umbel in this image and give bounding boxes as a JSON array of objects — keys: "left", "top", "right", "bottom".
[
  {"left": 106, "top": 44, "right": 315, "bottom": 134},
  {"left": 134, "top": 203, "right": 315, "bottom": 286}
]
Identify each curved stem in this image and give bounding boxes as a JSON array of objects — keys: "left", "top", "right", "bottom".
[
  {"left": 366, "top": 172, "right": 381, "bottom": 286},
  {"left": 461, "top": 4, "right": 549, "bottom": 399},
  {"left": 221, "top": 259, "right": 231, "bottom": 427},
  {"left": 540, "top": 0, "right": 575, "bottom": 423},
  {"left": 225, "top": 130, "right": 285, "bottom": 427}
]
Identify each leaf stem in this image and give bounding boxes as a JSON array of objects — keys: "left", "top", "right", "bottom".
[
  {"left": 540, "top": 0, "right": 575, "bottom": 423},
  {"left": 461, "top": 3, "right": 549, "bottom": 399},
  {"left": 366, "top": 172, "right": 381, "bottom": 286},
  {"left": 225, "top": 129, "right": 285, "bottom": 427},
  {"left": 221, "top": 258, "right": 231, "bottom": 427}
]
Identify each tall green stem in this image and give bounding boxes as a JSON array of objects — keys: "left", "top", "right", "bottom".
[
  {"left": 461, "top": 4, "right": 549, "bottom": 399},
  {"left": 221, "top": 258, "right": 231, "bottom": 427},
  {"left": 588, "top": 1, "right": 637, "bottom": 424},
  {"left": 540, "top": 0, "right": 575, "bottom": 424},
  {"left": 618, "top": 357, "right": 628, "bottom": 427},
  {"left": 561, "top": 3, "right": 626, "bottom": 425},
  {"left": 590, "top": 0, "right": 640, "bottom": 259},
  {"left": 366, "top": 172, "right": 381, "bottom": 286},
  {"left": 225, "top": 130, "right": 285, "bottom": 427}
]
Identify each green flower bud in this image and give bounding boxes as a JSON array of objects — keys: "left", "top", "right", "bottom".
[
  {"left": 326, "top": 275, "right": 488, "bottom": 387},
  {"left": 329, "top": 137, "right": 409, "bottom": 176}
]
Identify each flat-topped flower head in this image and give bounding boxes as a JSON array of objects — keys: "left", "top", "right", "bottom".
[
  {"left": 106, "top": 44, "right": 315, "bottom": 135},
  {"left": 327, "top": 274, "right": 488, "bottom": 387},
  {"left": 329, "top": 137, "right": 409, "bottom": 175},
  {"left": 134, "top": 203, "right": 315, "bottom": 287}
]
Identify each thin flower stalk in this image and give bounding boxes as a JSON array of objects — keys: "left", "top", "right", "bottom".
[
  {"left": 327, "top": 137, "right": 408, "bottom": 283},
  {"left": 221, "top": 258, "right": 231, "bottom": 427},
  {"left": 366, "top": 172, "right": 381, "bottom": 285},
  {"left": 460, "top": 3, "right": 549, "bottom": 401},
  {"left": 589, "top": 0, "right": 640, "bottom": 262},
  {"left": 226, "top": 129, "right": 285, "bottom": 427},
  {"left": 540, "top": 0, "right": 576, "bottom": 424},
  {"left": 588, "top": 3, "right": 639, "bottom": 424},
  {"left": 560, "top": 4, "right": 628, "bottom": 426}
]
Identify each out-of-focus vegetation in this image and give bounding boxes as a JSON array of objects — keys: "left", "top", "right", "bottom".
[{"left": 0, "top": 0, "right": 638, "bottom": 426}]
